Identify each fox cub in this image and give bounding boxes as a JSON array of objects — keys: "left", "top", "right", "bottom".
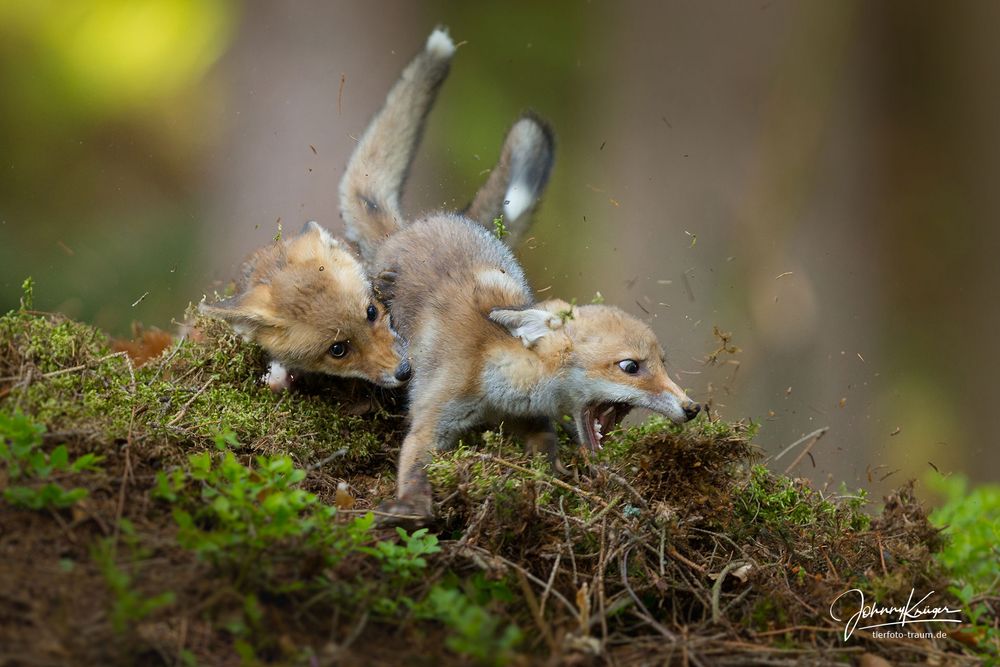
[
  {"left": 200, "top": 221, "right": 410, "bottom": 391},
  {"left": 202, "top": 28, "right": 524, "bottom": 392},
  {"left": 341, "top": 29, "right": 701, "bottom": 523}
]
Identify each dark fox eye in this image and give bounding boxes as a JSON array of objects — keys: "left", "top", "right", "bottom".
[
  {"left": 366, "top": 304, "right": 378, "bottom": 322},
  {"left": 618, "top": 359, "right": 639, "bottom": 374},
  {"left": 329, "top": 342, "right": 349, "bottom": 358}
]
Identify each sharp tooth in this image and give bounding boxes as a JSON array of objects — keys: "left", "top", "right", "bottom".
[
  {"left": 601, "top": 405, "right": 615, "bottom": 420},
  {"left": 594, "top": 419, "right": 603, "bottom": 440}
]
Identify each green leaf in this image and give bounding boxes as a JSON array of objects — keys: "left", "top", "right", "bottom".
[
  {"left": 70, "top": 452, "right": 104, "bottom": 472},
  {"left": 49, "top": 444, "right": 69, "bottom": 470},
  {"left": 153, "top": 471, "right": 178, "bottom": 502},
  {"left": 189, "top": 452, "right": 212, "bottom": 479}
]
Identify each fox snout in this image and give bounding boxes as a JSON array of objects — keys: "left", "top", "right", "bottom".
[
  {"left": 394, "top": 358, "right": 412, "bottom": 383},
  {"left": 357, "top": 323, "right": 411, "bottom": 388},
  {"left": 370, "top": 349, "right": 411, "bottom": 389},
  {"left": 681, "top": 399, "right": 701, "bottom": 422},
  {"left": 645, "top": 375, "right": 700, "bottom": 424},
  {"left": 642, "top": 390, "right": 700, "bottom": 424}
]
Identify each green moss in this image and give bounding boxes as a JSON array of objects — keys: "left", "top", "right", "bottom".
[
  {"left": 1, "top": 302, "right": 982, "bottom": 665},
  {"left": 1, "top": 308, "right": 395, "bottom": 470},
  {"left": 732, "top": 465, "right": 871, "bottom": 539},
  {"left": 749, "top": 597, "right": 789, "bottom": 630}
]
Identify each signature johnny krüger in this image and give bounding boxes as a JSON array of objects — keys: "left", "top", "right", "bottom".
[{"left": 830, "top": 588, "right": 962, "bottom": 640}]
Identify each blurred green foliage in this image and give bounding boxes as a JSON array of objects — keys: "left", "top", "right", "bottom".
[
  {"left": 0, "top": 409, "right": 103, "bottom": 510},
  {"left": 928, "top": 474, "right": 1000, "bottom": 594},
  {"left": 0, "top": 0, "right": 233, "bottom": 119},
  {"left": 0, "top": 0, "right": 236, "bottom": 331},
  {"left": 928, "top": 474, "right": 1000, "bottom": 657}
]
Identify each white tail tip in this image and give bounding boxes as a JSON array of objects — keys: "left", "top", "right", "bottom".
[
  {"left": 503, "top": 184, "right": 534, "bottom": 222},
  {"left": 426, "top": 28, "right": 455, "bottom": 58}
]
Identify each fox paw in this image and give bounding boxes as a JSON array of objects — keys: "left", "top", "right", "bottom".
[
  {"left": 375, "top": 497, "right": 433, "bottom": 529},
  {"left": 264, "top": 360, "right": 294, "bottom": 393}
]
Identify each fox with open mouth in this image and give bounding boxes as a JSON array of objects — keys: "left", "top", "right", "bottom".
[{"left": 340, "top": 28, "right": 701, "bottom": 522}]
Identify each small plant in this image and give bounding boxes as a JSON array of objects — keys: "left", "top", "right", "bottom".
[
  {"left": 492, "top": 215, "right": 508, "bottom": 240},
  {"left": 928, "top": 474, "right": 1000, "bottom": 658},
  {"left": 0, "top": 411, "right": 102, "bottom": 510},
  {"left": 355, "top": 526, "right": 442, "bottom": 615},
  {"left": 156, "top": 448, "right": 373, "bottom": 572},
  {"left": 92, "top": 524, "right": 176, "bottom": 632},
  {"left": 556, "top": 297, "right": 577, "bottom": 323},
  {"left": 20, "top": 276, "right": 34, "bottom": 310},
  {"left": 418, "top": 585, "right": 522, "bottom": 666},
  {"left": 364, "top": 526, "right": 441, "bottom": 581}
]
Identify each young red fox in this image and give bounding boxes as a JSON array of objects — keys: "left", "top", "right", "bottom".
[
  {"left": 200, "top": 27, "right": 543, "bottom": 393},
  {"left": 200, "top": 221, "right": 410, "bottom": 391},
  {"left": 341, "top": 29, "right": 701, "bottom": 522}
]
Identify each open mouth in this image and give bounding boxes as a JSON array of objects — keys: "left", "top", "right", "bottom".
[{"left": 579, "top": 402, "right": 632, "bottom": 450}]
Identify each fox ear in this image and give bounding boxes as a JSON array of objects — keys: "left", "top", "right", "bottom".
[
  {"left": 490, "top": 308, "right": 563, "bottom": 347},
  {"left": 199, "top": 286, "right": 277, "bottom": 337},
  {"left": 536, "top": 298, "right": 574, "bottom": 315},
  {"left": 299, "top": 220, "right": 340, "bottom": 248}
]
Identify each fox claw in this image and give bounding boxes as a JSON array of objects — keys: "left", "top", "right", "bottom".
[{"left": 375, "top": 497, "right": 434, "bottom": 528}]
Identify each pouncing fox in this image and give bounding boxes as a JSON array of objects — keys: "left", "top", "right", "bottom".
[
  {"left": 340, "top": 28, "right": 701, "bottom": 522},
  {"left": 200, "top": 29, "right": 532, "bottom": 393}
]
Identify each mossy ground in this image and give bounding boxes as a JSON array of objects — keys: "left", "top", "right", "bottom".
[{"left": 0, "top": 305, "right": 995, "bottom": 666}]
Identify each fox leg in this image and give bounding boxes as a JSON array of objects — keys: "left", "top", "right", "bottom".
[
  {"left": 507, "top": 416, "right": 566, "bottom": 473},
  {"left": 339, "top": 29, "right": 456, "bottom": 267},
  {"left": 465, "top": 113, "right": 555, "bottom": 248},
  {"left": 377, "top": 415, "right": 439, "bottom": 525}
]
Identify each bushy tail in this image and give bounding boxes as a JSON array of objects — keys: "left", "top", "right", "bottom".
[
  {"left": 339, "top": 28, "right": 456, "bottom": 267},
  {"left": 465, "top": 113, "right": 555, "bottom": 248}
]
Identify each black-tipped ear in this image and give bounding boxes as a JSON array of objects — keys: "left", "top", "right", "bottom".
[
  {"left": 490, "top": 308, "right": 562, "bottom": 347},
  {"left": 300, "top": 220, "right": 322, "bottom": 236},
  {"left": 298, "top": 220, "right": 339, "bottom": 248}
]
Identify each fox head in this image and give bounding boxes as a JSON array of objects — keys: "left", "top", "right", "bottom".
[
  {"left": 490, "top": 299, "right": 700, "bottom": 449},
  {"left": 201, "top": 221, "right": 410, "bottom": 388}
]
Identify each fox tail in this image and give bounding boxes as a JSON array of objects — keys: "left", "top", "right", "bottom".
[{"left": 339, "top": 28, "right": 455, "bottom": 266}]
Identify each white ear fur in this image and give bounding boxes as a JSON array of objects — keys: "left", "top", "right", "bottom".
[{"left": 490, "top": 308, "right": 562, "bottom": 347}]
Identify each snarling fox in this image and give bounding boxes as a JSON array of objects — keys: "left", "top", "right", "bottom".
[{"left": 340, "top": 28, "right": 701, "bottom": 522}]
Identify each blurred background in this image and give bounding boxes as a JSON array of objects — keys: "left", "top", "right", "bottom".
[{"left": 2, "top": 1, "right": 997, "bottom": 495}]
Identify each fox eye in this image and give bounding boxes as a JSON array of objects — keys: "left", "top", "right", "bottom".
[
  {"left": 618, "top": 359, "right": 639, "bottom": 374},
  {"left": 366, "top": 304, "right": 378, "bottom": 322},
  {"left": 329, "top": 342, "right": 349, "bottom": 358}
]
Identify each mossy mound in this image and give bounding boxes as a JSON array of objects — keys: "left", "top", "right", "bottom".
[
  {"left": 0, "top": 306, "right": 400, "bottom": 470},
  {"left": 0, "top": 305, "right": 993, "bottom": 666}
]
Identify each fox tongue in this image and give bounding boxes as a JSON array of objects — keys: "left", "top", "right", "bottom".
[
  {"left": 597, "top": 405, "right": 618, "bottom": 438},
  {"left": 583, "top": 403, "right": 631, "bottom": 451}
]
